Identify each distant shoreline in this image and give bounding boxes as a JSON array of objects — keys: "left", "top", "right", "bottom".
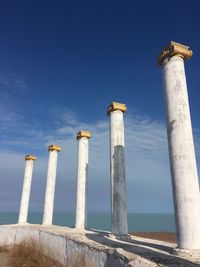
[{"left": 130, "top": 232, "right": 176, "bottom": 243}]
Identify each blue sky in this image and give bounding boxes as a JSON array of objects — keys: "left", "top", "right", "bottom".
[{"left": 0, "top": 0, "right": 199, "bottom": 213}]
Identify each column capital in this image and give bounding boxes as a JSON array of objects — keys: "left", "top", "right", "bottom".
[
  {"left": 48, "top": 144, "right": 61, "bottom": 152},
  {"left": 25, "top": 154, "right": 36, "bottom": 161},
  {"left": 158, "top": 41, "right": 193, "bottom": 65},
  {"left": 77, "top": 130, "right": 91, "bottom": 140},
  {"left": 107, "top": 102, "right": 127, "bottom": 115}
]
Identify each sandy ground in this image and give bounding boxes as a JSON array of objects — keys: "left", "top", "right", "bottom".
[{"left": 131, "top": 232, "right": 176, "bottom": 243}]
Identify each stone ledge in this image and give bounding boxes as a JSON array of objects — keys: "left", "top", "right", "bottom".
[{"left": 0, "top": 224, "right": 199, "bottom": 266}]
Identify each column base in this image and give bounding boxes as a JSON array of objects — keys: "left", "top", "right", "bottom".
[
  {"left": 173, "top": 247, "right": 200, "bottom": 257},
  {"left": 74, "top": 227, "right": 86, "bottom": 234},
  {"left": 107, "top": 233, "right": 131, "bottom": 241},
  {"left": 18, "top": 222, "right": 29, "bottom": 225},
  {"left": 42, "top": 223, "right": 53, "bottom": 227}
]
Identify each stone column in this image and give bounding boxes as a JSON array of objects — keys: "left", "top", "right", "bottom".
[
  {"left": 75, "top": 130, "right": 91, "bottom": 229},
  {"left": 18, "top": 154, "right": 36, "bottom": 224},
  {"left": 43, "top": 144, "right": 61, "bottom": 225},
  {"left": 158, "top": 42, "right": 200, "bottom": 250},
  {"left": 108, "top": 102, "right": 128, "bottom": 237}
]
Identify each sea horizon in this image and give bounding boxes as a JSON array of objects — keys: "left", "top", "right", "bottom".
[{"left": 0, "top": 212, "right": 175, "bottom": 233}]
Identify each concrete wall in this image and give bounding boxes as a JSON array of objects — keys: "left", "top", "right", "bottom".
[
  {"left": 0, "top": 225, "right": 139, "bottom": 267},
  {"left": 0, "top": 225, "right": 197, "bottom": 266}
]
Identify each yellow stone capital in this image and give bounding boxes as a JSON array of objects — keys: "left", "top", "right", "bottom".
[
  {"left": 48, "top": 144, "right": 61, "bottom": 152},
  {"left": 158, "top": 41, "right": 193, "bottom": 65},
  {"left": 77, "top": 130, "right": 91, "bottom": 140},
  {"left": 107, "top": 102, "right": 127, "bottom": 115},
  {"left": 25, "top": 154, "right": 36, "bottom": 161}
]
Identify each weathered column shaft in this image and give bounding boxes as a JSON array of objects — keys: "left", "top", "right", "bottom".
[
  {"left": 108, "top": 102, "right": 128, "bottom": 236},
  {"left": 18, "top": 155, "right": 36, "bottom": 224},
  {"left": 159, "top": 42, "right": 200, "bottom": 249},
  {"left": 43, "top": 144, "right": 61, "bottom": 225},
  {"left": 75, "top": 131, "right": 91, "bottom": 229}
]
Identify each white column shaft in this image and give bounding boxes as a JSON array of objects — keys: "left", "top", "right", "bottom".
[
  {"left": 43, "top": 150, "right": 58, "bottom": 225},
  {"left": 18, "top": 160, "right": 34, "bottom": 224},
  {"left": 75, "top": 137, "right": 88, "bottom": 229},
  {"left": 163, "top": 55, "right": 200, "bottom": 249},
  {"left": 110, "top": 110, "right": 128, "bottom": 236}
]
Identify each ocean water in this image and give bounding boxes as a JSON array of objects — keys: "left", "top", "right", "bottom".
[{"left": 0, "top": 212, "right": 175, "bottom": 233}]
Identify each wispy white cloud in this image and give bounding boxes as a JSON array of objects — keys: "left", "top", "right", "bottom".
[
  {"left": 0, "top": 74, "right": 28, "bottom": 140},
  {"left": 0, "top": 75, "right": 27, "bottom": 93}
]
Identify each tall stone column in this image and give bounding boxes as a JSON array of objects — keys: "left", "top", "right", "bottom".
[
  {"left": 18, "top": 154, "right": 36, "bottom": 224},
  {"left": 158, "top": 42, "right": 200, "bottom": 250},
  {"left": 108, "top": 102, "right": 128, "bottom": 237},
  {"left": 43, "top": 144, "right": 61, "bottom": 225},
  {"left": 75, "top": 130, "right": 91, "bottom": 229}
]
